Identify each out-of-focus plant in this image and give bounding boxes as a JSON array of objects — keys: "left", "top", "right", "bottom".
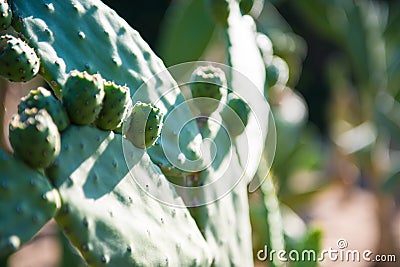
[{"left": 289, "top": 0, "right": 400, "bottom": 264}]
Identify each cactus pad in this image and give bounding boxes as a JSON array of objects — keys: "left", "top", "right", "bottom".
[
  {"left": 47, "top": 125, "right": 211, "bottom": 266},
  {"left": 9, "top": 108, "right": 61, "bottom": 169},
  {"left": 0, "top": 149, "right": 61, "bottom": 258},
  {"left": 18, "top": 87, "right": 70, "bottom": 131},
  {"left": 62, "top": 70, "right": 104, "bottom": 125},
  {"left": 187, "top": 1, "right": 268, "bottom": 266},
  {"left": 0, "top": 34, "right": 40, "bottom": 82}
]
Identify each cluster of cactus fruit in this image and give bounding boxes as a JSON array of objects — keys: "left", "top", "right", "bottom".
[
  {"left": 0, "top": 0, "right": 269, "bottom": 266},
  {"left": 8, "top": 69, "right": 162, "bottom": 170}
]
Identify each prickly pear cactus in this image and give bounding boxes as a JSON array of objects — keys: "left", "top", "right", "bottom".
[
  {"left": 0, "top": 149, "right": 61, "bottom": 258},
  {"left": 46, "top": 126, "right": 212, "bottom": 266},
  {"left": 9, "top": 108, "right": 61, "bottom": 169},
  {"left": 125, "top": 102, "right": 164, "bottom": 149},
  {"left": 4, "top": 0, "right": 274, "bottom": 266},
  {"left": 8, "top": 0, "right": 211, "bottom": 265},
  {"left": 18, "top": 86, "right": 70, "bottom": 131},
  {"left": 95, "top": 81, "right": 131, "bottom": 131},
  {"left": 0, "top": 34, "right": 40, "bottom": 82},
  {"left": 62, "top": 70, "right": 105, "bottom": 125}
]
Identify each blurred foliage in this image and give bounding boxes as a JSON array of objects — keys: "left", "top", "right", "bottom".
[{"left": 157, "top": 0, "right": 216, "bottom": 66}]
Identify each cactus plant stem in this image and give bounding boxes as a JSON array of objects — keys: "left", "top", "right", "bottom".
[{"left": 260, "top": 171, "right": 286, "bottom": 267}]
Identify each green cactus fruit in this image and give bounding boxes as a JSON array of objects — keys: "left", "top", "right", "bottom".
[
  {"left": 0, "top": 0, "right": 12, "bottom": 29},
  {"left": 207, "top": 0, "right": 230, "bottom": 25},
  {"left": 189, "top": 65, "right": 226, "bottom": 116},
  {"left": 95, "top": 81, "right": 131, "bottom": 131},
  {"left": 221, "top": 97, "right": 251, "bottom": 137},
  {"left": 9, "top": 108, "right": 61, "bottom": 169},
  {"left": 62, "top": 70, "right": 105, "bottom": 125},
  {"left": 125, "top": 102, "right": 164, "bottom": 149},
  {"left": 266, "top": 56, "right": 289, "bottom": 88},
  {"left": 18, "top": 87, "right": 70, "bottom": 132},
  {"left": 0, "top": 34, "right": 40, "bottom": 82}
]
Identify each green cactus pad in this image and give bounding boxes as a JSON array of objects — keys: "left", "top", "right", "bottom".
[
  {"left": 46, "top": 125, "right": 211, "bottom": 266},
  {"left": 18, "top": 87, "right": 70, "bottom": 131},
  {"left": 125, "top": 102, "right": 164, "bottom": 149},
  {"left": 187, "top": 1, "right": 268, "bottom": 266},
  {"left": 189, "top": 65, "right": 226, "bottom": 116},
  {"left": 0, "top": 34, "right": 40, "bottom": 82},
  {"left": 95, "top": 81, "right": 131, "bottom": 131},
  {"left": 11, "top": 0, "right": 201, "bottom": 181},
  {"left": 9, "top": 108, "right": 61, "bottom": 169},
  {"left": 187, "top": 115, "right": 254, "bottom": 266},
  {"left": 220, "top": 96, "right": 251, "bottom": 137},
  {"left": 62, "top": 70, "right": 104, "bottom": 125},
  {"left": 0, "top": 149, "right": 61, "bottom": 258},
  {"left": 0, "top": 0, "right": 12, "bottom": 29}
]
